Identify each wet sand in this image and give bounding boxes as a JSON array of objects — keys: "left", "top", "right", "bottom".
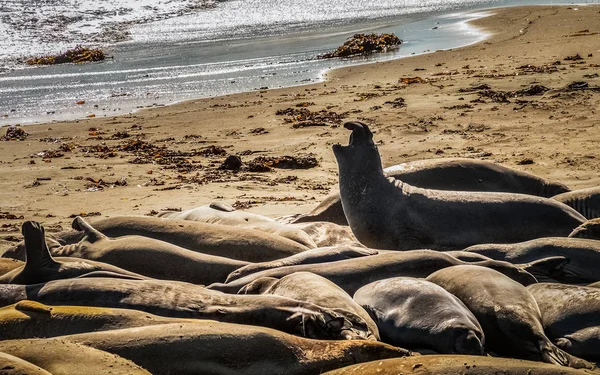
[{"left": 1, "top": 5, "right": 599, "bottom": 248}]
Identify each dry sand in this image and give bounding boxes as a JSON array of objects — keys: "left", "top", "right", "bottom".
[{"left": 1, "top": 5, "right": 599, "bottom": 248}]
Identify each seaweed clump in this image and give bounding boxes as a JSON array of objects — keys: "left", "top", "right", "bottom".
[
  {"left": 320, "top": 33, "right": 402, "bottom": 59},
  {"left": 26, "top": 46, "right": 105, "bottom": 66}
]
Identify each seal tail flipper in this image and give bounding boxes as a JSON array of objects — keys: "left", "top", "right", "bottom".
[
  {"left": 209, "top": 202, "right": 235, "bottom": 212},
  {"left": 71, "top": 216, "right": 107, "bottom": 243},
  {"left": 569, "top": 218, "right": 600, "bottom": 240},
  {"left": 522, "top": 256, "right": 569, "bottom": 283},
  {"left": 22, "top": 221, "right": 59, "bottom": 269},
  {"left": 541, "top": 341, "right": 595, "bottom": 369}
]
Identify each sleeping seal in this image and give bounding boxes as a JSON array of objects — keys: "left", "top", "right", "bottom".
[
  {"left": 426, "top": 265, "right": 593, "bottom": 369},
  {"left": 159, "top": 202, "right": 318, "bottom": 248},
  {"left": 210, "top": 250, "right": 537, "bottom": 295},
  {"left": 287, "top": 157, "right": 569, "bottom": 225},
  {"left": 42, "top": 217, "right": 249, "bottom": 285},
  {"left": 332, "top": 121, "right": 585, "bottom": 250},
  {"left": 353, "top": 277, "right": 484, "bottom": 354},
  {"left": 0, "top": 221, "right": 143, "bottom": 284},
  {"left": 322, "top": 355, "right": 598, "bottom": 375},
  {"left": 226, "top": 245, "right": 378, "bottom": 282},
  {"left": 3, "top": 215, "right": 309, "bottom": 263},
  {"left": 0, "top": 277, "right": 364, "bottom": 340},
  {"left": 465, "top": 237, "right": 600, "bottom": 283},
  {"left": 240, "top": 272, "right": 380, "bottom": 340},
  {"left": 63, "top": 321, "right": 410, "bottom": 375},
  {"left": 0, "top": 300, "right": 206, "bottom": 340},
  {"left": 553, "top": 187, "right": 600, "bottom": 219},
  {"left": 0, "top": 339, "right": 150, "bottom": 375},
  {"left": 528, "top": 283, "right": 600, "bottom": 362}
]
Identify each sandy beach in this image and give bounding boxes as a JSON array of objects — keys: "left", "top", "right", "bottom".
[{"left": 1, "top": 5, "right": 599, "bottom": 248}]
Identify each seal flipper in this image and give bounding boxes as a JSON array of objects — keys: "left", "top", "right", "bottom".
[
  {"left": 22, "top": 221, "right": 59, "bottom": 269},
  {"left": 209, "top": 202, "right": 235, "bottom": 212},
  {"left": 71, "top": 216, "right": 107, "bottom": 243},
  {"left": 523, "top": 256, "right": 570, "bottom": 283},
  {"left": 541, "top": 340, "right": 595, "bottom": 369}
]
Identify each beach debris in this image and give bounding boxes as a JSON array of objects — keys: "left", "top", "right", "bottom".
[
  {"left": 37, "top": 149, "right": 65, "bottom": 158},
  {"left": 250, "top": 155, "right": 318, "bottom": 170},
  {"left": 564, "top": 53, "right": 584, "bottom": 61},
  {"left": 249, "top": 127, "right": 269, "bottom": 135},
  {"left": 1, "top": 126, "right": 28, "bottom": 141},
  {"left": 198, "top": 145, "right": 227, "bottom": 157},
  {"left": 516, "top": 64, "right": 559, "bottom": 74},
  {"left": 295, "top": 102, "right": 315, "bottom": 107},
  {"left": 517, "top": 158, "right": 535, "bottom": 165},
  {"left": 400, "top": 77, "right": 426, "bottom": 85},
  {"left": 0, "top": 212, "right": 24, "bottom": 220},
  {"left": 219, "top": 155, "right": 243, "bottom": 171},
  {"left": 564, "top": 81, "right": 600, "bottom": 91},
  {"left": 68, "top": 211, "right": 102, "bottom": 218},
  {"left": 384, "top": 97, "right": 406, "bottom": 108},
  {"left": 276, "top": 107, "right": 347, "bottom": 127},
  {"left": 26, "top": 46, "right": 105, "bottom": 65},
  {"left": 84, "top": 177, "right": 127, "bottom": 190},
  {"left": 319, "top": 33, "right": 402, "bottom": 59}
]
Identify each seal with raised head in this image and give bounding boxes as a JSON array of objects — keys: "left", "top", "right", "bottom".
[
  {"left": 528, "top": 283, "right": 600, "bottom": 362},
  {"left": 322, "top": 355, "right": 598, "bottom": 375},
  {"left": 239, "top": 271, "right": 380, "bottom": 340},
  {"left": 0, "top": 221, "right": 143, "bottom": 284},
  {"left": 426, "top": 265, "right": 593, "bottom": 369},
  {"left": 552, "top": 186, "right": 600, "bottom": 219},
  {"left": 226, "top": 245, "right": 378, "bottom": 282},
  {"left": 464, "top": 237, "right": 600, "bottom": 283},
  {"left": 354, "top": 277, "right": 484, "bottom": 355},
  {"left": 287, "top": 157, "right": 570, "bottom": 225},
  {"left": 63, "top": 321, "right": 411, "bottom": 375},
  {"left": 332, "top": 121, "right": 585, "bottom": 250},
  {"left": 0, "top": 277, "right": 364, "bottom": 341},
  {"left": 211, "top": 250, "right": 537, "bottom": 295},
  {"left": 38, "top": 217, "right": 249, "bottom": 285}
]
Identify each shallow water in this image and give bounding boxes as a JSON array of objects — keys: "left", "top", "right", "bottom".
[{"left": 1, "top": 0, "right": 598, "bottom": 125}]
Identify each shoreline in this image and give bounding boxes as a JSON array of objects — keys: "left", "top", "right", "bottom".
[
  {"left": 0, "top": 7, "right": 492, "bottom": 127},
  {"left": 1, "top": 5, "right": 599, "bottom": 248}
]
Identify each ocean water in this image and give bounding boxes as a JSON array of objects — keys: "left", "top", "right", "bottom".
[{"left": 0, "top": 0, "right": 598, "bottom": 125}]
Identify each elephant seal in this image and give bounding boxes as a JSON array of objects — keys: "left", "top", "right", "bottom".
[
  {"left": 0, "top": 277, "right": 363, "bottom": 340},
  {"left": 227, "top": 245, "right": 378, "bottom": 282},
  {"left": 354, "top": 277, "right": 484, "bottom": 355},
  {"left": 332, "top": 121, "right": 585, "bottom": 250},
  {"left": 210, "top": 250, "right": 537, "bottom": 295},
  {"left": 3, "top": 216, "right": 309, "bottom": 263},
  {"left": 287, "top": 157, "right": 570, "bottom": 225},
  {"left": 528, "top": 283, "right": 600, "bottom": 362},
  {"left": 553, "top": 187, "right": 600, "bottom": 219},
  {"left": 64, "top": 321, "right": 411, "bottom": 375},
  {"left": 569, "top": 218, "right": 600, "bottom": 240},
  {"left": 159, "top": 202, "right": 318, "bottom": 248},
  {"left": 0, "top": 352, "right": 53, "bottom": 375},
  {"left": 0, "top": 259, "right": 23, "bottom": 277},
  {"left": 42, "top": 217, "right": 249, "bottom": 285},
  {"left": 240, "top": 272, "right": 380, "bottom": 340},
  {"left": 0, "top": 300, "right": 206, "bottom": 340},
  {"left": 0, "top": 339, "right": 150, "bottom": 375},
  {"left": 426, "top": 265, "right": 593, "bottom": 369},
  {"left": 465, "top": 237, "right": 600, "bottom": 283},
  {"left": 0, "top": 221, "right": 144, "bottom": 284},
  {"left": 322, "top": 355, "right": 598, "bottom": 375}
]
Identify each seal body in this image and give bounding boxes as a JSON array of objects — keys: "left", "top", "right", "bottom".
[
  {"left": 332, "top": 122, "right": 585, "bottom": 250},
  {"left": 0, "top": 278, "right": 360, "bottom": 340},
  {"left": 289, "top": 157, "right": 570, "bottom": 225},
  {"left": 240, "top": 272, "right": 380, "bottom": 340},
  {"left": 63, "top": 321, "right": 410, "bottom": 375},
  {"left": 465, "top": 237, "right": 600, "bottom": 283},
  {"left": 528, "top": 283, "right": 600, "bottom": 362},
  {"left": 553, "top": 187, "right": 600, "bottom": 219},
  {"left": 353, "top": 277, "right": 484, "bottom": 354},
  {"left": 4, "top": 215, "right": 309, "bottom": 263},
  {"left": 426, "top": 265, "right": 592, "bottom": 369},
  {"left": 210, "top": 250, "right": 537, "bottom": 295}
]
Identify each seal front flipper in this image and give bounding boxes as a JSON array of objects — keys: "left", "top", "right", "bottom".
[
  {"left": 71, "top": 216, "right": 107, "bottom": 243},
  {"left": 22, "top": 221, "right": 59, "bottom": 270}
]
